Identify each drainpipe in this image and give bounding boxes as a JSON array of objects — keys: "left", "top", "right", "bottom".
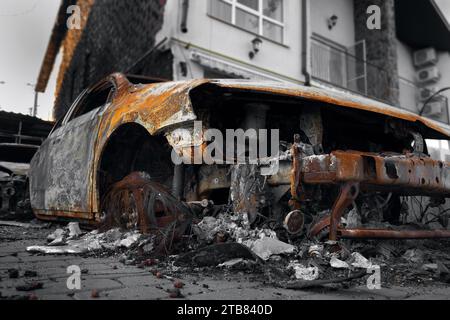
[
  {"left": 301, "top": 0, "right": 311, "bottom": 86},
  {"left": 180, "top": 0, "right": 190, "bottom": 33}
]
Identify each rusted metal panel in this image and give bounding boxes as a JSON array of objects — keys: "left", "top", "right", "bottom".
[
  {"left": 339, "top": 228, "right": 450, "bottom": 239},
  {"left": 30, "top": 107, "right": 102, "bottom": 219},
  {"left": 301, "top": 151, "right": 450, "bottom": 196},
  {"left": 213, "top": 80, "right": 450, "bottom": 138}
]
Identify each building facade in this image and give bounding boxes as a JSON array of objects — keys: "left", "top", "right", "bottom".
[{"left": 37, "top": 0, "right": 450, "bottom": 157}]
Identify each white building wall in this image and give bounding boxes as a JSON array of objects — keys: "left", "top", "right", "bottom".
[
  {"left": 158, "top": 0, "right": 304, "bottom": 83},
  {"left": 436, "top": 51, "right": 450, "bottom": 104},
  {"left": 310, "top": 0, "right": 355, "bottom": 47},
  {"left": 396, "top": 40, "right": 418, "bottom": 113}
]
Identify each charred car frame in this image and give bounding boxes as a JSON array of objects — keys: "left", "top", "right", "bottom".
[{"left": 29, "top": 73, "right": 450, "bottom": 241}]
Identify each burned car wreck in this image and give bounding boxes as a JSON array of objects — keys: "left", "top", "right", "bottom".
[{"left": 29, "top": 73, "right": 450, "bottom": 249}]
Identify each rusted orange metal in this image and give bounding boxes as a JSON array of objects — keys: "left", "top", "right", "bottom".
[
  {"left": 289, "top": 135, "right": 303, "bottom": 210},
  {"left": 329, "top": 182, "right": 360, "bottom": 241},
  {"left": 216, "top": 81, "right": 450, "bottom": 139},
  {"left": 300, "top": 152, "right": 450, "bottom": 241},
  {"left": 101, "top": 172, "right": 191, "bottom": 234},
  {"left": 302, "top": 151, "right": 450, "bottom": 196},
  {"left": 339, "top": 228, "right": 450, "bottom": 239}
]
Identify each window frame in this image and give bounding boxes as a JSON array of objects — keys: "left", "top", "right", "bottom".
[
  {"left": 62, "top": 80, "right": 115, "bottom": 126},
  {"left": 209, "top": 0, "right": 285, "bottom": 44}
]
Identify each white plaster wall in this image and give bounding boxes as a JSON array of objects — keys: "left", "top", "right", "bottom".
[
  {"left": 436, "top": 51, "right": 450, "bottom": 104},
  {"left": 310, "top": 0, "right": 355, "bottom": 47},
  {"left": 397, "top": 40, "right": 415, "bottom": 80},
  {"left": 396, "top": 40, "right": 418, "bottom": 113},
  {"left": 158, "top": 0, "right": 304, "bottom": 83}
]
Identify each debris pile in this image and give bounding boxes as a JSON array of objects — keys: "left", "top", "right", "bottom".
[
  {"left": 20, "top": 201, "right": 450, "bottom": 291},
  {"left": 26, "top": 223, "right": 146, "bottom": 255}
]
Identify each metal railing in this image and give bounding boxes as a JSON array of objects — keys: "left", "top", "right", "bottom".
[{"left": 310, "top": 38, "right": 450, "bottom": 124}]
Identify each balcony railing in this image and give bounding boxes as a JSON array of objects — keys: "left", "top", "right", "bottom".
[{"left": 310, "top": 37, "right": 450, "bottom": 125}]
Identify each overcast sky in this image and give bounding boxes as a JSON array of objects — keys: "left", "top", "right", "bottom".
[
  {"left": 0, "top": 0, "right": 60, "bottom": 121},
  {"left": 1, "top": 0, "right": 450, "bottom": 122}
]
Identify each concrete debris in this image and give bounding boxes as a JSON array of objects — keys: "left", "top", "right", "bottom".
[
  {"left": 330, "top": 256, "right": 350, "bottom": 269},
  {"left": 288, "top": 261, "right": 319, "bottom": 281},
  {"left": 281, "top": 270, "right": 367, "bottom": 290},
  {"left": 350, "top": 252, "right": 372, "bottom": 269},
  {"left": 27, "top": 228, "right": 142, "bottom": 255},
  {"left": 192, "top": 213, "right": 277, "bottom": 244},
  {"left": 345, "top": 208, "right": 361, "bottom": 228},
  {"left": 47, "top": 228, "right": 66, "bottom": 242},
  {"left": 402, "top": 249, "right": 425, "bottom": 264},
  {"left": 119, "top": 233, "right": 141, "bottom": 248},
  {"left": 247, "top": 237, "right": 296, "bottom": 261},
  {"left": 422, "top": 263, "right": 438, "bottom": 271},
  {"left": 48, "top": 235, "right": 66, "bottom": 247},
  {"left": 68, "top": 222, "right": 83, "bottom": 239},
  {"left": 376, "top": 242, "right": 396, "bottom": 259},
  {"left": 218, "top": 258, "right": 245, "bottom": 268}
]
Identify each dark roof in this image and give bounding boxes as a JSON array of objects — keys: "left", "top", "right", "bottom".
[
  {"left": 395, "top": 0, "right": 450, "bottom": 51},
  {"left": 0, "top": 111, "right": 54, "bottom": 145}
]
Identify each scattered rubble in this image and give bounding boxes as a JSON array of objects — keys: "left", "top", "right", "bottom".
[
  {"left": 8, "top": 193, "right": 450, "bottom": 294},
  {"left": 280, "top": 270, "right": 367, "bottom": 290},
  {"left": 68, "top": 222, "right": 83, "bottom": 239},
  {"left": 175, "top": 243, "right": 257, "bottom": 267},
  {"left": 247, "top": 238, "right": 295, "bottom": 261},
  {"left": 330, "top": 256, "right": 350, "bottom": 269},
  {"left": 288, "top": 262, "right": 319, "bottom": 281},
  {"left": 403, "top": 249, "right": 425, "bottom": 264},
  {"left": 350, "top": 252, "right": 373, "bottom": 269},
  {"left": 27, "top": 226, "right": 143, "bottom": 255}
]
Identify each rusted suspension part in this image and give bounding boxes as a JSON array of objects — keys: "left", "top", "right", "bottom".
[
  {"left": 308, "top": 182, "right": 359, "bottom": 241},
  {"left": 289, "top": 135, "right": 301, "bottom": 209},
  {"left": 329, "top": 182, "right": 360, "bottom": 241},
  {"left": 339, "top": 228, "right": 450, "bottom": 239},
  {"left": 101, "top": 172, "right": 192, "bottom": 235},
  {"left": 310, "top": 217, "right": 450, "bottom": 240},
  {"left": 309, "top": 181, "right": 450, "bottom": 240}
]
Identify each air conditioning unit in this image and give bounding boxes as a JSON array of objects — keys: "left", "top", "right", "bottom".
[
  {"left": 419, "top": 86, "right": 437, "bottom": 102},
  {"left": 416, "top": 66, "right": 440, "bottom": 84},
  {"left": 414, "top": 48, "right": 438, "bottom": 67},
  {"left": 421, "top": 100, "right": 445, "bottom": 118}
]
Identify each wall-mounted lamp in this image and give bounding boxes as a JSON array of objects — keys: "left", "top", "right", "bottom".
[
  {"left": 327, "top": 14, "right": 338, "bottom": 30},
  {"left": 249, "top": 37, "right": 263, "bottom": 59}
]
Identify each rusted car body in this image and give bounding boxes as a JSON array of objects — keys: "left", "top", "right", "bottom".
[{"left": 29, "top": 73, "right": 450, "bottom": 240}]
